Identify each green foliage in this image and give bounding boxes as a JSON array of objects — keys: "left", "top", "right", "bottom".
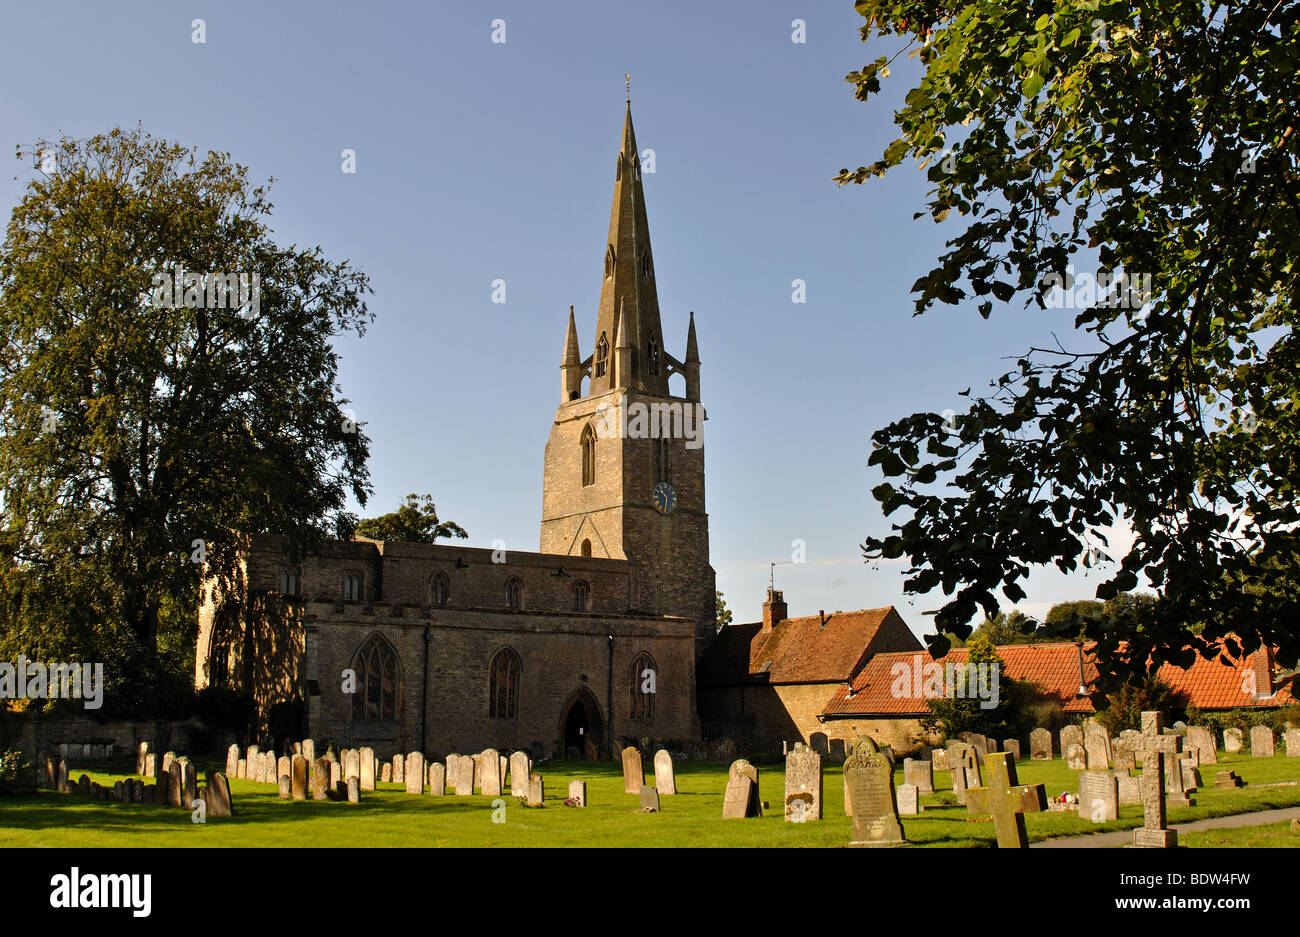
[
  {"left": 970, "top": 608, "right": 1037, "bottom": 644},
  {"left": 715, "top": 590, "right": 733, "bottom": 630},
  {"left": 845, "top": 2, "right": 1300, "bottom": 690},
  {"left": 0, "top": 126, "right": 374, "bottom": 702},
  {"left": 920, "top": 633, "right": 1041, "bottom": 739},
  {"left": 1198, "top": 707, "right": 1290, "bottom": 737},
  {"left": 0, "top": 750, "right": 36, "bottom": 794},
  {"left": 353, "top": 494, "right": 467, "bottom": 544},
  {"left": 1093, "top": 675, "right": 1178, "bottom": 736}
]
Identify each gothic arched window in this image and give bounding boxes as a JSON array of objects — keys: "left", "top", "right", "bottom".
[
  {"left": 351, "top": 634, "right": 401, "bottom": 722},
  {"left": 630, "top": 651, "right": 656, "bottom": 720},
  {"left": 581, "top": 424, "right": 597, "bottom": 487},
  {"left": 505, "top": 577, "right": 523, "bottom": 610},
  {"left": 604, "top": 245, "right": 616, "bottom": 278},
  {"left": 430, "top": 572, "right": 449, "bottom": 607},
  {"left": 581, "top": 538, "right": 592, "bottom": 557},
  {"left": 573, "top": 581, "right": 590, "bottom": 612},
  {"left": 594, "top": 332, "right": 609, "bottom": 378},
  {"left": 489, "top": 647, "right": 520, "bottom": 718},
  {"left": 654, "top": 438, "right": 671, "bottom": 483},
  {"left": 647, "top": 336, "right": 659, "bottom": 374}
]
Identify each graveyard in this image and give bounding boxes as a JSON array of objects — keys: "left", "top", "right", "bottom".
[{"left": 3, "top": 731, "right": 1297, "bottom": 849}]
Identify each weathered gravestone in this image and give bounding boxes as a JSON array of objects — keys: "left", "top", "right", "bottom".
[
  {"left": 278, "top": 775, "right": 291, "bottom": 799},
  {"left": 301, "top": 738, "right": 315, "bottom": 764},
  {"left": 527, "top": 773, "right": 544, "bottom": 806},
  {"left": 291, "top": 755, "right": 308, "bottom": 800},
  {"left": 1002, "top": 739, "right": 1021, "bottom": 762},
  {"left": 965, "top": 752, "right": 1046, "bottom": 848},
  {"left": 1131, "top": 751, "right": 1177, "bottom": 847},
  {"left": 1251, "top": 726, "right": 1275, "bottom": 757},
  {"left": 359, "top": 747, "right": 376, "bottom": 790},
  {"left": 449, "top": 754, "right": 474, "bottom": 796},
  {"left": 404, "top": 753, "right": 425, "bottom": 794},
  {"left": 844, "top": 738, "right": 904, "bottom": 846},
  {"left": 206, "top": 772, "right": 233, "bottom": 817},
  {"left": 346, "top": 776, "right": 360, "bottom": 803},
  {"left": 236, "top": 758, "right": 247, "bottom": 780},
  {"left": 246, "top": 746, "right": 260, "bottom": 777},
  {"left": 1214, "top": 770, "right": 1243, "bottom": 789},
  {"left": 311, "top": 757, "right": 331, "bottom": 800},
  {"left": 639, "top": 786, "right": 660, "bottom": 812},
  {"left": 479, "top": 748, "right": 502, "bottom": 796},
  {"left": 1059, "top": 725, "right": 1083, "bottom": 758},
  {"left": 277, "top": 755, "right": 290, "bottom": 782},
  {"left": 1163, "top": 752, "right": 1194, "bottom": 808},
  {"left": 621, "top": 746, "right": 645, "bottom": 794},
  {"left": 509, "top": 750, "right": 531, "bottom": 797},
  {"left": 896, "top": 782, "right": 919, "bottom": 816},
  {"left": 178, "top": 758, "right": 197, "bottom": 806},
  {"left": 568, "top": 780, "right": 587, "bottom": 806},
  {"left": 381, "top": 762, "right": 391, "bottom": 783},
  {"left": 903, "top": 757, "right": 933, "bottom": 794},
  {"left": 1186, "top": 726, "right": 1217, "bottom": 764},
  {"left": 653, "top": 750, "right": 676, "bottom": 796},
  {"left": 343, "top": 749, "right": 359, "bottom": 784},
  {"left": 166, "top": 765, "right": 183, "bottom": 806},
  {"left": 1066, "top": 744, "right": 1087, "bottom": 770},
  {"left": 1084, "top": 727, "right": 1111, "bottom": 770},
  {"left": 1285, "top": 729, "right": 1300, "bottom": 758},
  {"left": 784, "top": 742, "right": 822, "bottom": 822},
  {"left": 1224, "top": 728, "right": 1243, "bottom": 753},
  {"left": 1078, "top": 770, "right": 1119, "bottom": 822},
  {"left": 931, "top": 747, "right": 950, "bottom": 771},
  {"left": 428, "top": 762, "right": 445, "bottom": 796},
  {"left": 143, "top": 753, "right": 156, "bottom": 779},
  {"left": 1117, "top": 773, "right": 1142, "bottom": 805},
  {"left": 722, "top": 759, "right": 762, "bottom": 819},
  {"left": 137, "top": 741, "right": 153, "bottom": 776}
]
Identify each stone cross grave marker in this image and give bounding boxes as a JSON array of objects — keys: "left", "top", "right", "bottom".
[
  {"left": 964, "top": 752, "right": 1046, "bottom": 848},
  {"left": 1131, "top": 751, "right": 1177, "bottom": 847},
  {"left": 844, "top": 738, "right": 904, "bottom": 846},
  {"left": 784, "top": 742, "right": 822, "bottom": 822}
]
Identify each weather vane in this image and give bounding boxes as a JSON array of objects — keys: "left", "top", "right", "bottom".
[{"left": 625, "top": 73, "right": 631, "bottom": 102}]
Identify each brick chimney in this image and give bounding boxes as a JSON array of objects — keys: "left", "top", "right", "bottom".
[
  {"left": 762, "top": 589, "right": 787, "bottom": 633},
  {"left": 1252, "top": 646, "right": 1275, "bottom": 698}
]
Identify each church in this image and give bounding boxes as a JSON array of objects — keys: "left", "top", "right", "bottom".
[{"left": 194, "top": 102, "right": 718, "bottom": 759}]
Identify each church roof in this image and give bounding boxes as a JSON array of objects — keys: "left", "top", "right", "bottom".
[{"left": 699, "top": 607, "right": 913, "bottom": 686}]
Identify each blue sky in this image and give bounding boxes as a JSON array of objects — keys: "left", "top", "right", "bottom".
[{"left": 1, "top": 1, "right": 1119, "bottom": 634}]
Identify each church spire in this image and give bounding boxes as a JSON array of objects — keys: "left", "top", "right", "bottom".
[
  {"left": 684, "top": 311, "right": 701, "bottom": 402},
  {"left": 560, "top": 305, "right": 582, "bottom": 401},
  {"left": 589, "top": 101, "right": 668, "bottom": 396}
]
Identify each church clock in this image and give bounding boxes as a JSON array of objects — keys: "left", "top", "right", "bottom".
[{"left": 651, "top": 481, "right": 676, "bottom": 516}]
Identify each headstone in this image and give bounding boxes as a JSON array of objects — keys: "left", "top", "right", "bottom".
[
  {"left": 1214, "top": 770, "right": 1243, "bottom": 789},
  {"left": 278, "top": 775, "right": 291, "bottom": 799},
  {"left": 965, "top": 752, "right": 1046, "bottom": 848},
  {"left": 277, "top": 755, "right": 290, "bottom": 782},
  {"left": 207, "top": 772, "right": 233, "bottom": 817},
  {"left": 178, "top": 757, "right": 197, "bottom": 806},
  {"left": 1250, "top": 726, "right": 1275, "bottom": 757},
  {"left": 1186, "top": 726, "right": 1217, "bottom": 764},
  {"left": 162, "top": 751, "right": 176, "bottom": 776},
  {"left": 143, "top": 753, "right": 156, "bottom": 778},
  {"left": 246, "top": 745, "right": 260, "bottom": 777},
  {"left": 167, "top": 765, "right": 183, "bottom": 806},
  {"left": 311, "top": 757, "right": 331, "bottom": 800},
  {"left": 509, "top": 751, "right": 531, "bottom": 797},
  {"left": 903, "top": 757, "right": 933, "bottom": 794},
  {"left": 722, "top": 759, "right": 762, "bottom": 819},
  {"left": 639, "top": 786, "right": 660, "bottom": 812},
  {"left": 527, "top": 773, "right": 544, "bottom": 806},
  {"left": 1224, "top": 728, "right": 1243, "bottom": 753},
  {"left": 1002, "top": 739, "right": 1021, "bottom": 762},
  {"left": 1132, "top": 751, "right": 1177, "bottom": 847},
  {"left": 392, "top": 753, "right": 404, "bottom": 785},
  {"left": 1084, "top": 727, "right": 1111, "bottom": 770},
  {"left": 302, "top": 739, "right": 315, "bottom": 764},
  {"left": 1117, "top": 773, "right": 1142, "bottom": 804},
  {"left": 1113, "top": 746, "right": 1136, "bottom": 771},
  {"left": 1059, "top": 725, "right": 1083, "bottom": 757},
  {"left": 291, "top": 755, "right": 308, "bottom": 800},
  {"left": 329, "top": 759, "right": 340, "bottom": 789},
  {"left": 428, "top": 762, "right": 445, "bottom": 796},
  {"left": 844, "top": 738, "right": 904, "bottom": 846},
  {"left": 810, "top": 732, "right": 829, "bottom": 756},
  {"left": 568, "top": 780, "right": 586, "bottom": 806},
  {"left": 1181, "top": 761, "right": 1201, "bottom": 790},
  {"left": 381, "top": 762, "right": 391, "bottom": 783},
  {"left": 346, "top": 776, "right": 360, "bottom": 803},
  {"left": 896, "top": 782, "right": 919, "bottom": 816},
  {"left": 342, "top": 749, "right": 358, "bottom": 783},
  {"left": 450, "top": 754, "right": 474, "bottom": 796},
  {"left": 404, "top": 753, "right": 425, "bottom": 794},
  {"left": 653, "top": 750, "right": 676, "bottom": 796},
  {"left": 236, "top": 759, "right": 246, "bottom": 779},
  {"left": 783, "top": 742, "right": 822, "bottom": 822},
  {"left": 621, "top": 746, "right": 645, "bottom": 794},
  {"left": 931, "top": 747, "right": 950, "bottom": 771},
  {"left": 828, "top": 738, "right": 847, "bottom": 762},
  {"left": 1078, "top": 770, "right": 1118, "bottom": 821},
  {"left": 1065, "top": 743, "right": 1087, "bottom": 770},
  {"left": 1285, "top": 729, "right": 1300, "bottom": 758},
  {"left": 479, "top": 749, "right": 502, "bottom": 797},
  {"left": 359, "top": 747, "right": 376, "bottom": 790}
]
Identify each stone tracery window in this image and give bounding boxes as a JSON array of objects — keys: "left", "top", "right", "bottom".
[
  {"left": 573, "top": 580, "right": 590, "bottom": 612},
  {"left": 630, "top": 651, "right": 656, "bottom": 720},
  {"left": 489, "top": 647, "right": 520, "bottom": 719},
  {"left": 351, "top": 634, "right": 401, "bottom": 722},
  {"left": 581, "top": 423, "right": 597, "bottom": 487},
  {"left": 594, "top": 332, "right": 608, "bottom": 378},
  {"left": 505, "top": 576, "right": 523, "bottom": 610},
  {"left": 430, "top": 572, "right": 449, "bottom": 607}
]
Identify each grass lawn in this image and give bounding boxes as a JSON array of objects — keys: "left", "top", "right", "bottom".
[
  {"left": 1181, "top": 821, "right": 1300, "bottom": 849},
  {"left": 1, "top": 751, "right": 1296, "bottom": 847}
]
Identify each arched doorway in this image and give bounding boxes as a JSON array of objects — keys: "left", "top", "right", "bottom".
[{"left": 558, "top": 688, "right": 603, "bottom": 761}]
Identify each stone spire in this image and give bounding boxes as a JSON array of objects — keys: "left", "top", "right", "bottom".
[
  {"left": 560, "top": 305, "right": 582, "bottom": 401},
  {"left": 684, "top": 310, "right": 700, "bottom": 402},
  {"left": 589, "top": 102, "right": 668, "bottom": 396}
]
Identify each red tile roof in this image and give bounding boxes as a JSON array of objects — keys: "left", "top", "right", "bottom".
[
  {"left": 821, "top": 638, "right": 1296, "bottom": 718},
  {"left": 699, "top": 607, "right": 915, "bottom": 686}
]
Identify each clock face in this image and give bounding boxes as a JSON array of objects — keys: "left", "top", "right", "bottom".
[{"left": 651, "top": 481, "right": 677, "bottom": 516}]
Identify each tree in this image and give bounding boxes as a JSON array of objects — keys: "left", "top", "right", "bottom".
[
  {"left": 841, "top": 3, "right": 1300, "bottom": 690},
  {"left": 919, "top": 632, "right": 1038, "bottom": 739},
  {"left": 353, "top": 494, "right": 467, "bottom": 543},
  {"left": 0, "top": 126, "right": 373, "bottom": 686},
  {"left": 715, "top": 590, "right": 733, "bottom": 631},
  {"left": 970, "top": 608, "right": 1036, "bottom": 645},
  {"left": 1094, "top": 675, "right": 1178, "bottom": 736}
]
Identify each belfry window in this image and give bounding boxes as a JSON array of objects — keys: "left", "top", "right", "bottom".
[
  {"left": 573, "top": 581, "right": 590, "bottom": 612},
  {"left": 581, "top": 423, "right": 597, "bottom": 487},
  {"left": 594, "top": 332, "right": 608, "bottom": 378},
  {"left": 489, "top": 647, "right": 520, "bottom": 718},
  {"left": 351, "top": 634, "right": 401, "bottom": 722},
  {"left": 505, "top": 577, "right": 523, "bottom": 610}
]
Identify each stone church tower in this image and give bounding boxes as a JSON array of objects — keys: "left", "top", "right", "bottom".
[{"left": 540, "top": 102, "right": 716, "bottom": 658}]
